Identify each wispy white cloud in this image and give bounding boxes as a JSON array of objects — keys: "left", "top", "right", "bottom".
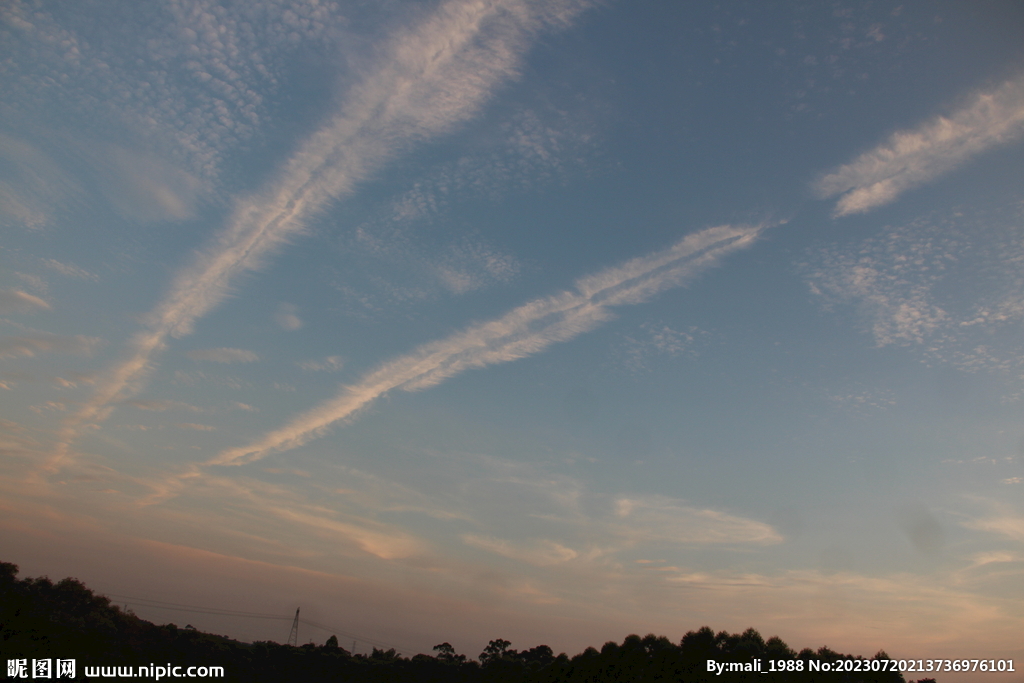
[
  {"left": 121, "top": 399, "right": 203, "bottom": 413},
  {"left": 385, "top": 105, "right": 601, "bottom": 226},
  {"left": 59, "top": 0, "right": 593, "bottom": 457},
  {"left": 0, "top": 289, "right": 51, "bottom": 314},
  {"left": 186, "top": 347, "right": 259, "bottom": 363},
  {"left": 433, "top": 239, "right": 521, "bottom": 295},
  {"left": 93, "top": 145, "right": 207, "bottom": 222},
  {"left": 298, "top": 356, "right": 344, "bottom": 372},
  {"left": 0, "top": 334, "right": 100, "bottom": 359},
  {"left": 267, "top": 505, "right": 425, "bottom": 560},
  {"left": 216, "top": 223, "right": 765, "bottom": 465},
  {"left": 621, "top": 322, "right": 708, "bottom": 373},
  {"left": 808, "top": 249, "right": 949, "bottom": 346},
  {"left": 964, "top": 512, "right": 1024, "bottom": 543},
  {"left": 805, "top": 204, "right": 1024, "bottom": 374},
  {"left": 612, "top": 495, "right": 782, "bottom": 546},
  {"left": 274, "top": 303, "right": 303, "bottom": 331},
  {"left": 459, "top": 491, "right": 780, "bottom": 569},
  {"left": 963, "top": 551, "right": 1019, "bottom": 572},
  {"left": 330, "top": 103, "right": 597, "bottom": 310},
  {"left": 176, "top": 423, "right": 216, "bottom": 431},
  {"left": 462, "top": 534, "right": 580, "bottom": 566},
  {"left": 41, "top": 259, "right": 98, "bottom": 281},
  {"left": 1, "top": 0, "right": 344, "bottom": 178},
  {"left": 329, "top": 231, "right": 522, "bottom": 316},
  {"left": 816, "top": 75, "right": 1024, "bottom": 216},
  {"left": 0, "top": 134, "right": 83, "bottom": 231},
  {"left": 825, "top": 385, "right": 896, "bottom": 412}
]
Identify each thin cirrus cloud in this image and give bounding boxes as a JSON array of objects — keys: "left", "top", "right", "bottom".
[
  {"left": 214, "top": 223, "right": 766, "bottom": 466},
  {"left": 461, "top": 534, "right": 580, "bottom": 566},
  {"left": 59, "top": 0, "right": 594, "bottom": 451},
  {"left": 185, "top": 347, "right": 259, "bottom": 363},
  {"left": 459, "top": 493, "right": 780, "bottom": 568},
  {"left": 816, "top": 74, "right": 1024, "bottom": 217},
  {"left": 41, "top": 259, "right": 97, "bottom": 281},
  {"left": 274, "top": 304, "right": 303, "bottom": 331},
  {"left": 963, "top": 512, "right": 1024, "bottom": 543},
  {"left": 176, "top": 423, "right": 216, "bottom": 432},
  {"left": 1, "top": 0, "right": 342, "bottom": 179},
  {"left": 0, "top": 289, "right": 51, "bottom": 314},
  {"left": 297, "top": 356, "right": 344, "bottom": 372},
  {"left": 0, "top": 334, "right": 100, "bottom": 360},
  {"left": 613, "top": 496, "right": 782, "bottom": 546}
]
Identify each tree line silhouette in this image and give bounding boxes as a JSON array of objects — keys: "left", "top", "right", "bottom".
[{"left": 2, "top": 562, "right": 939, "bottom": 682}]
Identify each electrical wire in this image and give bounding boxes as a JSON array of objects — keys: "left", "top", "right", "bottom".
[{"left": 100, "top": 591, "right": 417, "bottom": 654}]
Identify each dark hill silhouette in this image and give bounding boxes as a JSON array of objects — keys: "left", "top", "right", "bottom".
[{"left": 2, "top": 561, "right": 937, "bottom": 682}]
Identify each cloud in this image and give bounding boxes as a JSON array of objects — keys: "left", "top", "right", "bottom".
[
  {"left": 816, "top": 75, "right": 1024, "bottom": 216},
  {"left": 459, "top": 493, "right": 780, "bottom": 566},
  {"left": 274, "top": 303, "right": 303, "bottom": 331},
  {"left": 385, "top": 104, "right": 602, "bottom": 226},
  {"left": 298, "top": 356, "right": 344, "bottom": 372},
  {"left": 621, "top": 322, "right": 707, "bottom": 373},
  {"left": 433, "top": 239, "right": 521, "bottom": 295},
  {"left": 265, "top": 506, "right": 425, "bottom": 560},
  {"left": 1, "top": 0, "right": 344, "bottom": 178},
  {"left": 94, "top": 145, "right": 206, "bottom": 222},
  {"left": 0, "top": 134, "right": 83, "bottom": 230},
  {"left": 186, "top": 347, "right": 259, "bottom": 363},
  {"left": 964, "top": 552, "right": 1018, "bottom": 572},
  {"left": 330, "top": 230, "right": 524, "bottom": 316},
  {"left": 963, "top": 513, "right": 1024, "bottom": 543},
  {"left": 65, "top": 0, "right": 592, "bottom": 451},
  {"left": 41, "top": 259, "right": 97, "bottom": 281},
  {"left": 612, "top": 495, "right": 782, "bottom": 546},
  {"left": 805, "top": 204, "right": 1024, "bottom": 373},
  {"left": 462, "top": 534, "right": 579, "bottom": 566},
  {"left": 0, "top": 289, "right": 50, "bottom": 314},
  {"left": 0, "top": 334, "right": 100, "bottom": 359},
  {"left": 175, "top": 423, "right": 216, "bottom": 431},
  {"left": 216, "top": 222, "right": 765, "bottom": 465},
  {"left": 122, "top": 399, "right": 202, "bottom": 413}
]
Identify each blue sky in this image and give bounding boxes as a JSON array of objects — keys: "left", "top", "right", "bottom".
[{"left": 2, "top": 0, "right": 1024, "bottom": 671}]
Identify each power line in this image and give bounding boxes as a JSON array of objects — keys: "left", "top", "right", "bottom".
[
  {"left": 101, "top": 591, "right": 417, "bottom": 654},
  {"left": 298, "top": 616, "right": 414, "bottom": 653}
]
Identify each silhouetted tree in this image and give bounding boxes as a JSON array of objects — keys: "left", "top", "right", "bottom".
[
  {"left": 2, "top": 560, "right": 913, "bottom": 683},
  {"left": 433, "top": 641, "right": 467, "bottom": 664},
  {"left": 480, "top": 638, "right": 513, "bottom": 664}
]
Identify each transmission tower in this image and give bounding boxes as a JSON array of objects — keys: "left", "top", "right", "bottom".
[{"left": 287, "top": 608, "right": 300, "bottom": 646}]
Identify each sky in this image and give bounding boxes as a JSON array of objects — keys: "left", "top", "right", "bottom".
[{"left": 2, "top": 0, "right": 1024, "bottom": 675}]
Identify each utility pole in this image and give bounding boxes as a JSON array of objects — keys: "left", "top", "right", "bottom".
[{"left": 287, "top": 608, "right": 300, "bottom": 646}]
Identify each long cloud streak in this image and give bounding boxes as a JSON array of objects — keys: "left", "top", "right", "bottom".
[
  {"left": 214, "top": 223, "right": 765, "bottom": 465},
  {"left": 816, "top": 74, "right": 1024, "bottom": 217},
  {"left": 59, "top": 0, "right": 592, "bottom": 453}
]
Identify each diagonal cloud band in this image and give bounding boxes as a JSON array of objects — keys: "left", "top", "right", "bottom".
[
  {"left": 815, "top": 74, "right": 1024, "bottom": 217},
  {"left": 213, "top": 222, "right": 766, "bottom": 465},
  {"left": 58, "top": 0, "right": 593, "bottom": 454}
]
